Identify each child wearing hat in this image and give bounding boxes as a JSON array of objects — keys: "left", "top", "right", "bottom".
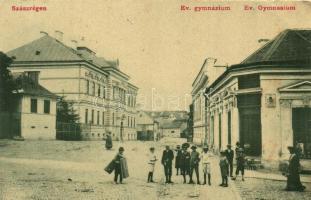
[
  {"left": 219, "top": 151, "right": 229, "bottom": 187},
  {"left": 147, "top": 147, "right": 157, "bottom": 183},
  {"left": 180, "top": 143, "right": 191, "bottom": 183},
  {"left": 114, "top": 147, "right": 125, "bottom": 184},
  {"left": 189, "top": 145, "right": 200, "bottom": 184},
  {"left": 200, "top": 146, "right": 212, "bottom": 185},
  {"left": 232, "top": 148, "right": 245, "bottom": 181}
]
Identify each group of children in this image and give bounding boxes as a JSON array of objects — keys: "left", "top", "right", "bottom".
[
  {"left": 146, "top": 142, "right": 246, "bottom": 187},
  {"left": 108, "top": 142, "right": 246, "bottom": 186}
]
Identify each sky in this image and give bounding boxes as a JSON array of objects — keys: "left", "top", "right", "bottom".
[{"left": 1, "top": 0, "right": 311, "bottom": 111}]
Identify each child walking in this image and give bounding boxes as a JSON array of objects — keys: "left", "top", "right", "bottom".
[
  {"left": 219, "top": 151, "right": 229, "bottom": 187},
  {"left": 147, "top": 147, "right": 157, "bottom": 183},
  {"left": 200, "top": 146, "right": 212, "bottom": 185}
]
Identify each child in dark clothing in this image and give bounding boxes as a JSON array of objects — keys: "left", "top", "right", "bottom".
[
  {"left": 232, "top": 148, "right": 245, "bottom": 181},
  {"left": 219, "top": 151, "right": 229, "bottom": 187},
  {"left": 114, "top": 147, "right": 125, "bottom": 184}
]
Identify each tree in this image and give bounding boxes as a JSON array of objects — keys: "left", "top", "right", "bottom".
[
  {"left": 56, "top": 96, "right": 81, "bottom": 140},
  {"left": 0, "top": 52, "right": 16, "bottom": 112},
  {"left": 56, "top": 96, "right": 80, "bottom": 123}
]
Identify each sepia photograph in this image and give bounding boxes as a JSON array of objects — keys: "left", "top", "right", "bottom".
[{"left": 0, "top": 0, "right": 311, "bottom": 199}]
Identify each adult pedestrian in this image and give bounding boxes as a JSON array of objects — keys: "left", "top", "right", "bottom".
[
  {"left": 285, "top": 146, "right": 305, "bottom": 191},
  {"left": 161, "top": 145, "right": 174, "bottom": 183},
  {"left": 180, "top": 143, "right": 191, "bottom": 183},
  {"left": 189, "top": 145, "right": 200, "bottom": 184},
  {"left": 225, "top": 144, "right": 234, "bottom": 177},
  {"left": 105, "top": 132, "right": 113, "bottom": 150}
]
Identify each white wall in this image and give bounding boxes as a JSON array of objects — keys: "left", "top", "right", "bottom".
[{"left": 20, "top": 96, "right": 56, "bottom": 140}]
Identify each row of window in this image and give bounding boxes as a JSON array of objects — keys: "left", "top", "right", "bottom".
[
  {"left": 30, "top": 99, "right": 50, "bottom": 114},
  {"left": 84, "top": 109, "right": 136, "bottom": 127},
  {"left": 84, "top": 132, "right": 136, "bottom": 140},
  {"left": 112, "top": 112, "right": 136, "bottom": 127},
  {"left": 85, "top": 80, "right": 136, "bottom": 107},
  {"left": 86, "top": 80, "right": 107, "bottom": 99},
  {"left": 85, "top": 109, "right": 105, "bottom": 125}
]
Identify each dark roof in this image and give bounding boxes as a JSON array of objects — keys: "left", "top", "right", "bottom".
[
  {"left": 7, "top": 35, "right": 83, "bottom": 62},
  {"left": 13, "top": 73, "right": 57, "bottom": 99},
  {"left": 206, "top": 29, "right": 311, "bottom": 94},
  {"left": 7, "top": 35, "right": 119, "bottom": 70},
  {"left": 242, "top": 29, "right": 311, "bottom": 65},
  {"left": 160, "top": 120, "right": 185, "bottom": 129}
]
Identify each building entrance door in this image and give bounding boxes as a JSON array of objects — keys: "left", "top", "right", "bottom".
[
  {"left": 292, "top": 108, "right": 311, "bottom": 159},
  {"left": 239, "top": 107, "right": 262, "bottom": 156}
]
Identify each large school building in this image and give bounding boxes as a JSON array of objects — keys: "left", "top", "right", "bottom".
[{"left": 7, "top": 31, "right": 138, "bottom": 140}]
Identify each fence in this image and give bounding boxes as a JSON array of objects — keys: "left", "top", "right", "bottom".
[{"left": 56, "top": 122, "right": 83, "bottom": 141}]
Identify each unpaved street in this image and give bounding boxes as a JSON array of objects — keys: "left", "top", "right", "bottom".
[{"left": 0, "top": 140, "right": 310, "bottom": 200}]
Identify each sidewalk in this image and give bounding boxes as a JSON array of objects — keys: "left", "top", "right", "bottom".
[{"left": 244, "top": 169, "right": 311, "bottom": 183}]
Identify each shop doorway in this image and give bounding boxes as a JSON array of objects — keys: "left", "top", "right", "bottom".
[{"left": 292, "top": 108, "right": 311, "bottom": 159}]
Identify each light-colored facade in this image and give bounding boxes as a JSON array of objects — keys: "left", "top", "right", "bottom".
[
  {"left": 19, "top": 95, "right": 57, "bottom": 139},
  {"left": 161, "top": 120, "right": 187, "bottom": 138},
  {"left": 201, "top": 29, "right": 311, "bottom": 168},
  {"left": 11, "top": 73, "right": 58, "bottom": 140},
  {"left": 7, "top": 32, "right": 138, "bottom": 141},
  {"left": 136, "top": 111, "right": 159, "bottom": 140},
  {"left": 191, "top": 58, "right": 225, "bottom": 145}
]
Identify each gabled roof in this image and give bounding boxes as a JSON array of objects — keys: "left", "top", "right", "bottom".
[
  {"left": 279, "top": 80, "right": 311, "bottom": 92},
  {"left": 241, "top": 29, "right": 311, "bottom": 65},
  {"left": 12, "top": 73, "right": 57, "bottom": 99}
]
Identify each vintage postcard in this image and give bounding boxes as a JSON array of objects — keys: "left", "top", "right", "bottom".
[{"left": 0, "top": 0, "right": 311, "bottom": 199}]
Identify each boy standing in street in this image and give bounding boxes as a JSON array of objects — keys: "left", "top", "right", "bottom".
[
  {"left": 225, "top": 144, "right": 234, "bottom": 177},
  {"left": 200, "top": 146, "right": 212, "bottom": 185},
  {"left": 161, "top": 145, "right": 174, "bottom": 183},
  {"left": 175, "top": 145, "right": 182, "bottom": 175},
  {"left": 219, "top": 151, "right": 229, "bottom": 187},
  {"left": 147, "top": 147, "right": 157, "bottom": 183},
  {"left": 232, "top": 148, "right": 245, "bottom": 181},
  {"left": 113, "top": 147, "right": 126, "bottom": 184},
  {"left": 189, "top": 145, "right": 200, "bottom": 184},
  {"left": 180, "top": 143, "right": 191, "bottom": 183}
]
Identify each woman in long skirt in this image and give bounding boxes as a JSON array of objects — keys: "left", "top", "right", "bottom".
[{"left": 285, "top": 146, "right": 305, "bottom": 191}]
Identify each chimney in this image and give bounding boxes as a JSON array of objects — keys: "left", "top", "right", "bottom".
[
  {"left": 55, "top": 30, "right": 64, "bottom": 41},
  {"left": 71, "top": 40, "right": 78, "bottom": 49},
  {"left": 40, "top": 31, "right": 48, "bottom": 36},
  {"left": 258, "top": 38, "right": 269, "bottom": 44}
]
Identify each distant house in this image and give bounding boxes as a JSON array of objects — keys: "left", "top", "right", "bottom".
[
  {"left": 136, "top": 111, "right": 159, "bottom": 141},
  {"left": 12, "top": 72, "right": 57, "bottom": 139},
  {"left": 160, "top": 120, "right": 187, "bottom": 138}
]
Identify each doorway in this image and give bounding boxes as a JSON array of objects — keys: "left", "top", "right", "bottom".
[{"left": 292, "top": 108, "right": 311, "bottom": 159}]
